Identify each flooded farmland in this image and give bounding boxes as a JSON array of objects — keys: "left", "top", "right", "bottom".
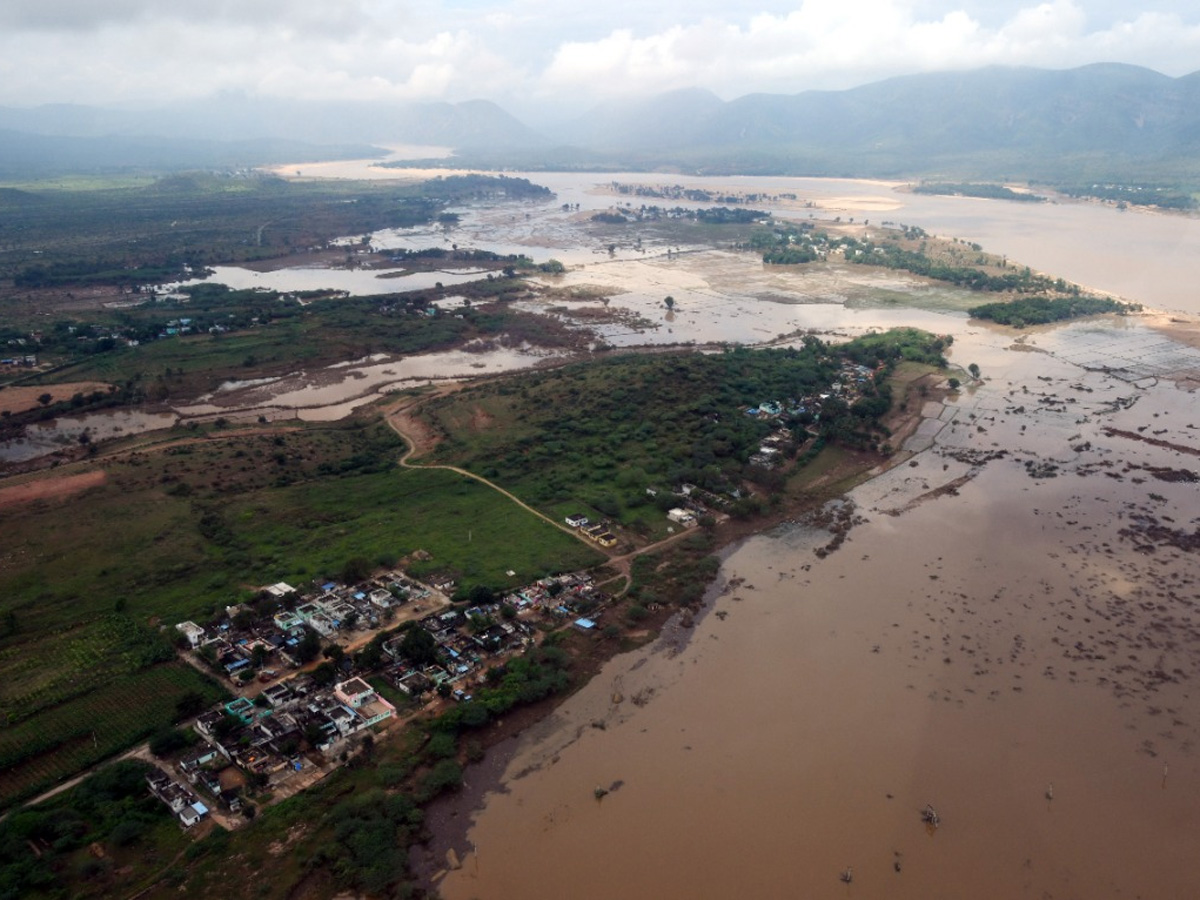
[
  {"left": 307, "top": 168, "right": 1200, "bottom": 900},
  {"left": 273, "top": 154, "right": 1200, "bottom": 315},
  {"left": 0, "top": 408, "right": 177, "bottom": 463},
  {"left": 174, "top": 345, "right": 565, "bottom": 422}
]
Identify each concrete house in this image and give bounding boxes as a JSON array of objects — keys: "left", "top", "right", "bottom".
[{"left": 334, "top": 677, "right": 396, "bottom": 728}]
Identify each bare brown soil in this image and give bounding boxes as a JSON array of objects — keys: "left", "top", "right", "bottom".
[
  {"left": 0, "top": 382, "right": 112, "bottom": 415},
  {"left": 0, "top": 469, "right": 106, "bottom": 508}
]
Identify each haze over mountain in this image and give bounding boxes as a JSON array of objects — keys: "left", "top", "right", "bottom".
[
  {"left": 3, "top": 64, "right": 1200, "bottom": 183},
  {"left": 547, "top": 63, "right": 1200, "bottom": 181}
]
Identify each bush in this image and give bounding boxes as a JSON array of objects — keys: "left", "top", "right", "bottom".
[
  {"left": 107, "top": 819, "right": 145, "bottom": 848},
  {"left": 426, "top": 732, "right": 457, "bottom": 760},
  {"left": 418, "top": 759, "right": 463, "bottom": 801},
  {"left": 340, "top": 556, "right": 374, "bottom": 584},
  {"left": 148, "top": 728, "right": 192, "bottom": 758}
]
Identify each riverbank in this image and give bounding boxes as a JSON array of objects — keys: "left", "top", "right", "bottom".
[
  {"left": 408, "top": 365, "right": 946, "bottom": 889},
  {"left": 433, "top": 313, "right": 1200, "bottom": 900}
]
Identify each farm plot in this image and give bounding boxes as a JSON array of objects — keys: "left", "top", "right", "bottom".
[{"left": 0, "top": 662, "right": 226, "bottom": 810}]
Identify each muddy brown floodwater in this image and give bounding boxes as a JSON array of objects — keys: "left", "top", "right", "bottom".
[{"left": 438, "top": 323, "right": 1200, "bottom": 900}]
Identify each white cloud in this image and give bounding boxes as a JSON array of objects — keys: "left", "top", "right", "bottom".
[
  {"left": 537, "top": 0, "right": 1200, "bottom": 102},
  {"left": 0, "top": 0, "right": 1198, "bottom": 108}
]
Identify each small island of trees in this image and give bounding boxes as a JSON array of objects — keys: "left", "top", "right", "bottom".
[{"left": 968, "top": 295, "right": 1139, "bottom": 327}]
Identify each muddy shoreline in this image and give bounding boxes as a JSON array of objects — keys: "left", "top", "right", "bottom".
[
  {"left": 408, "top": 382, "right": 937, "bottom": 891},
  {"left": 412, "top": 546, "right": 746, "bottom": 890}
]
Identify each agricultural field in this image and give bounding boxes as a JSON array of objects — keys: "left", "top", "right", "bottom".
[{"left": 0, "top": 662, "right": 226, "bottom": 810}]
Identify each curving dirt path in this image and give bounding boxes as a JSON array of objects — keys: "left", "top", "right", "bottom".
[
  {"left": 383, "top": 396, "right": 595, "bottom": 550},
  {"left": 382, "top": 389, "right": 728, "bottom": 589}
]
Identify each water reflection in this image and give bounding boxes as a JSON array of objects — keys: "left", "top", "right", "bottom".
[{"left": 0, "top": 409, "right": 177, "bottom": 462}]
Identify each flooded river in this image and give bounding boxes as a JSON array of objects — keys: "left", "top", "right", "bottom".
[
  {"left": 269, "top": 153, "right": 1200, "bottom": 315},
  {"left": 438, "top": 317, "right": 1200, "bottom": 899}
]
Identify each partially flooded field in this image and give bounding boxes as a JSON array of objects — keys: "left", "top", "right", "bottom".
[
  {"left": 175, "top": 345, "right": 565, "bottom": 422},
  {"left": 167, "top": 263, "right": 489, "bottom": 297},
  {"left": 0, "top": 408, "right": 177, "bottom": 463},
  {"left": 529, "top": 250, "right": 984, "bottom": 347}
]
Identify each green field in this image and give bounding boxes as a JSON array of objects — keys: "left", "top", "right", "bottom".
[{"left": 0, "top": 662, "right": 226, "bottom": 810}]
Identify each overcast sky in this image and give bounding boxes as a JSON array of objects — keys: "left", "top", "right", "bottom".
[{"left": 1, "top": 0, "right": 1198, "bottom": 115}]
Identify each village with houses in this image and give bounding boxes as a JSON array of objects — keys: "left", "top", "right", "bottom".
[
  {"left": 146, "top": 567, "right": 612, "bottom": 830},
  {"left": 140, "top": 356, "right": 884, "bottom": 831}
]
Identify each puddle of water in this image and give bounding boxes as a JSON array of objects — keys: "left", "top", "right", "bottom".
[
  {"left": 176, "top": 345, "right": 562, "bottom": 420},
  {"left": 0, "top": 409, "right": 178, "bottom": 462}
]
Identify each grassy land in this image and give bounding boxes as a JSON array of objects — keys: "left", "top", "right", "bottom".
[
  {"left": 1, "top": 418, "right": 599, "bottom": 630},
  {"left": 422, "top": 346, "right": 838, "bottom": 523},
  {"left": 421, "top": 332, "right": 947, "bottom": 532}
]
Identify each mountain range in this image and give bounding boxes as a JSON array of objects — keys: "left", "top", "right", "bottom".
[{"left": 3, "top": 63, "right": 1199, "bottom": 183}]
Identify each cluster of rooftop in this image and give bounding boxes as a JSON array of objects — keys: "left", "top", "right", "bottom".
[{"left": 162, "top": 568, "right": 610, "bottom": 821}]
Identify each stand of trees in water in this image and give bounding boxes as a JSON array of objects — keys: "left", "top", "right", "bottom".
[
  {"left": 1055, "top": 183, "right": 1196, "bottom": 211},
  {"left": 592, "top": 205, "right": 769, "bottom": 226},
  {"left": 913, "top": 183, "right": 1045, "bottom": 202},
  {"left": 747, "top": 220, "right": 1086, "bottom": 297},
  {"left": 381, "top": 172, "right": 554, "bottom": 202},
  {"left": 968, "top": 295, "right": 1138, "bottom": 327}
]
